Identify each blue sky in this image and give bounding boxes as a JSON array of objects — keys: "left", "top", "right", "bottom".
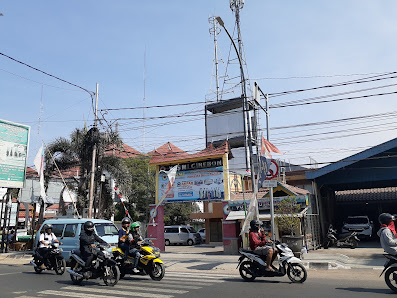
[{"left": 1, "top": 1, "right": 397, "bottom": 169}]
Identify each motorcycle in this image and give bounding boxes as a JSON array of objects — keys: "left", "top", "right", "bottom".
[
  {"left": 237, "top": 240, "right": 307, "bottom": 283},
  {"left": 323, "top": 224, "right": 359, "bottom": 249},
  {"left": 112, "top": 239, "right": 165, "bottom": 281},
  {"left": 30, "top": 242, "right": 66, "bottom": 275},
  {"left": 380, "top": 253, "right": 397, "bottom": 293},
  {"left": 67, "top": 244, "right": 120, "bottom": 286}
]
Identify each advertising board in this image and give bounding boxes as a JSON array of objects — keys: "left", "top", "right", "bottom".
[
  {"left": 0, "top": 119, "right": 30, "bottom": 188},
  {"left": 158, "top": 159, "right": 224, "bottom": 202}
]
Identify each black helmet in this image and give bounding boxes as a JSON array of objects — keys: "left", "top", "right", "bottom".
[
  {"left": 43, "top": 224, "right": 52, "bottom": 232},
  {"left": 84, "top": 221, "right": 95, "bottom": 233},
  {"left": 379, "top": 213, "right": 394, "bottom": 225},
  {"left": 122, "top": 217, "right": 131, "bottom": 225},
  {"left": 250, "top": 220, "right": 262, "bottom": 230}
]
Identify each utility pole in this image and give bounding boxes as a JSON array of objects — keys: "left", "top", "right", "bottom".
[{"left": 88, "top": 83, "right": 99, "bottom": 218}]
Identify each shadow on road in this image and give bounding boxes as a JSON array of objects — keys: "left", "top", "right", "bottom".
[{"left": 336, "top": 287, "right": 392, "bottom": 295}]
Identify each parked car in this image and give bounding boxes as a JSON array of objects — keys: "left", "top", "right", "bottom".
[
  {"left": 341, "top": 215, "right": 373, "bottom": 239},
  {"left": 164, "top": 225, "right": 201, "bottom": 246},
  {"left": 198, "top": 228, "right": 206, "bottom": 242},
  {"left": 34, "top": 217, "right": 119, "bottom": 262}
]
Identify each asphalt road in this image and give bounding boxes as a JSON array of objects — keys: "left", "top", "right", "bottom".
[{"left": 0, "top": 261, "right": 394, "bottom": 298}]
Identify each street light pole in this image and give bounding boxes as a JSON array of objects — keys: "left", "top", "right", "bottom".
[{"left": 215, "top": 16, "right": 256, "bottom": 191}]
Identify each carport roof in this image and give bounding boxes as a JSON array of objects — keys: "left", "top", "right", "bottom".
[{"left": 306, "top": 137, "right": 397, "bottom": 180}]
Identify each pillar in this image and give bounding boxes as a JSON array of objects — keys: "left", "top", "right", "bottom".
[
  {"left": 147, "top": 204, "right": 165, "bottom": 252},
  {"left": 222, "top": 201, "right": 239, "bottom": 254}
]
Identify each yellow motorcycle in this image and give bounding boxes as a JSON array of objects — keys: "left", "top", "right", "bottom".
[{"left": 112, "top": 239, "right": 165, "bottom": 281}]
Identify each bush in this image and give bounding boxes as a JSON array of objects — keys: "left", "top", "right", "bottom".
[{"left": 275, "top": 197, "right": 301, "bottom": 236}]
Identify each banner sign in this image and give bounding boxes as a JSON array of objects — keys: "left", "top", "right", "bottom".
[
  {"left": 0, "top": 119, "right": 30, "bottom": 188},
  {"left": 1, "top": 202, "right": 18, "bottom": 226},
  {"left": 228, "top": 195, "right": 308, "bottom": 211},
  {"left": 158, "top": 159, "right": 224, "bottom": 202}
]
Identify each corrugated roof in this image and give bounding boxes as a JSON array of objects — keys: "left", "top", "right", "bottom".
[{"left": 336, "top": 187, "right": 397, "bottom": 202}]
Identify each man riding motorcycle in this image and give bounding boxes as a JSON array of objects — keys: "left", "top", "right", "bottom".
[
  {"left": 249, "top": 219, "right": 276, "bottom": 272},
  {"left": 38, "top": 224, "right": 62, "bottom": 269},
  {"left": 80, "top": 221, "right": 109, "bottom": 269},
  {"left": 118, "top": 220, "right": 142, "bottom": 273},
  {"left": 377, "top": 213, "right": 397, "bottom": 255}
]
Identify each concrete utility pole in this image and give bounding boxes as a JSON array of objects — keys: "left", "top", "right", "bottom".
[{"left": 88, "top": 83, "right": 99, "bottom": 218}]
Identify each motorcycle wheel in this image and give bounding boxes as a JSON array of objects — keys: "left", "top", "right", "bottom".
[
  {"left": 149, "top": 262, "right": 165, "bottom": 281},
  {"left": 34, "top": 265, "right": 43, "bottom": 274},
  {"left": 385, "top": 267, "right": 397, "bottom": 293},
  {"left": 55, "top": 257, "right": 66, "bottom": 275},
  {"left": 287, "top": 263, "right": 307, "bottom": 283},
  {"left": 103, "top": 265, "right": 120, "bottom": 286},
  {"left": 239, "top": 261, "right": 256, "bottom": 281},
  {"left": 350, "top": 239, "right": 358, "bottom": 249},
  {"left": 119, "top": 267, "right": 126, "bottom": 279},
  {"left": 323, "top": 240, "right": 330, "bottom": 249},
  {"left": 70, "top": 260, "right": 84, "bottom": 285}
]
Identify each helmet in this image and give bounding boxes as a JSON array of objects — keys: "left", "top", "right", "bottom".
[
  {"left": 84, "top": 221, "right": 95, "bottom": 232},
  {"left": 131, "top": 222, "right": 140, "bottom": 229},
  {"left": 250, "top": 220, "right": 262, "bottom": 230},
  {"left": 379, "top": 213, "right": 394, "bottom": 225},
  {"left": 122, "top": 217, "right": 131, "bottom": 225},
  {"left": 43, "top": 224, "right": 53, "bottom": 232}
]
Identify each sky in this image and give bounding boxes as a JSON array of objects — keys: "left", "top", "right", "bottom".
[{"left": 1, "top": 1, "right": 397, "bottom": 171}]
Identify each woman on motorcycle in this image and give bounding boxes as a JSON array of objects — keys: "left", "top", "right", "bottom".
[
  {"left": 129, "top": 222, "right": 143, "bottom": 273},
  {"left": 377, "top": 213, "right": 397, "bottom": 255}
]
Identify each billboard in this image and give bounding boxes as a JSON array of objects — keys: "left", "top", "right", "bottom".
[
  {"left": 158, "top": 159, "right": 224, "bottom": 202},
  {"left": 0, "top": 119, "right": 30, "bottom": 188}
]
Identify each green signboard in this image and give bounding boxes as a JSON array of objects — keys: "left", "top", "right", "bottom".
[{"left": 0, "top": 119, "right": 30, "bottom": 188}]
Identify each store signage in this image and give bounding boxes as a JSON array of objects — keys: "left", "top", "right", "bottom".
[
  {"left": 228, "top": 195, "right": 308, "bottom": 211},
  {"left": 158, "top": 159, "right": 224, "bottom": 202}
]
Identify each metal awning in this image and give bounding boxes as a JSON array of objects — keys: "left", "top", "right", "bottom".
[
  {"left": 336, "top": 187, "right": 397, "bottom": 202},
  {"left": 225, "top": 208, "right": 308, "bottom": 221}
]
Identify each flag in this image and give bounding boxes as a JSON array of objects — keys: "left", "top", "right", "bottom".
[
  {"left": 264, "top": 139, "right": 282, "bottom": 154},
  {"left": 258, "top": 136, "right": 272, "bottom": 190},
  {"left": 239, "top": 193, "right": 259, "bottom": 236},
  {"left": 165, "top": 165, "right": 178, "bottom": 195},
  {"left": 34, "top": 145, "right": 46, "bottom": 199}
]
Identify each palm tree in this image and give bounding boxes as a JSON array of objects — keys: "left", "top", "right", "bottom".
[{"left": 44, "top": 127, "right": 130, "bottom": 218}]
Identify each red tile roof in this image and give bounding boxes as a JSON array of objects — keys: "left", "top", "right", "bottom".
[
  {"left": 149, "top": 141, "right": 231, "bottom": 165},
  {"left": 105, "top": 143, "right": 141, "bottom": 158}
]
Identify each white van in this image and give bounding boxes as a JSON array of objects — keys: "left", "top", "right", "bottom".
[
  {"left": 34, "top": 218, "right": 119, "bottom": 262},
  {"left": 164, "top": 225, "right": 202, "bottom": 246}
]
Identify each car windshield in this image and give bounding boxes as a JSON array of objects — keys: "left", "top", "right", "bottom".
[
  {"left": 346, "top": 217, "right": 369, "bottom": 224},
  {"left": 188, "top": 227, "right": 197, "bottom": 233},
  {"left": 95, "top": 223, "right": 119, "bottom": 236}
]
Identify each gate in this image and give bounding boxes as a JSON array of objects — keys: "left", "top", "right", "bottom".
[{"left": 303, "top": 214, "right": 321, "bottom": 250}]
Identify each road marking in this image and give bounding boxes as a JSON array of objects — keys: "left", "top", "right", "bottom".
[
  {"left": 148, "top": 279, "right": 221, "bottom": 286},
  {"left": 115, "top": 284, "right": 188, "bottom": 294},
  {"left": 38, "top": 290, "right": 112, "bottom": 298},
  {"left": 166, "top": 271, "right": 236, "bottom": 279},
  {"left": 0, "top": 272, "right": 20, "bottom": 276},
  {"left": 163, "top": 276, "right": 225, "bottom": 283},
  {"left": 60, "top": 286, "right": 174, "bottom": 298},
  {"left": 118, "top": 280, "right": 202, "bottom": 290}
]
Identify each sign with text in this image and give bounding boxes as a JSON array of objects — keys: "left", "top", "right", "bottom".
[
  {"left": 158, "top": 159, "right": 224, "bottom": 202},
  {"left": 262, "top": 180, "right": 277, "bottom": 188},
  {"left": 228, "top": 195, "right": 308, "bottom": 211},
  {"left": 0, "top": 120, "right": 30, "bottom": 188}
]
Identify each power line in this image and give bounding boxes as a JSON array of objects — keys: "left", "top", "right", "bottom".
[{"left": 251, "top": 71, "right": 391, "bottom": 80}]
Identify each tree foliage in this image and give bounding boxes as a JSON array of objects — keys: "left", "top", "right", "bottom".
[
  {"left": 164, "top": 202, "right": 200, "bottom": 226},
  {"left": 275, "top": 197, "right": 301, "bottom": 236}
]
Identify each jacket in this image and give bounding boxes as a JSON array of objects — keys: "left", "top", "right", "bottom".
[
  {"left": 79, "top": 231, "right": 107, "bottom": 255},
  {"left": 130, "top": 230, "right": 143, "bottom": 249},
  {"left": 249, "top": 230, "right": 266, "bottom": 250},
  {"left": 377, "top": 227, "right": 397, "bottom": 255}
]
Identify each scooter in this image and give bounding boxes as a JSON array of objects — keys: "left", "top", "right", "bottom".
[
  {"left": 380, "top": 254, "right": 397, "bottom": 293},
  {"left": 30, "top": 242, "right": 66, "bottom": 275},
  {"left": 67, "top": 244, "right": 120, "bottom": 286},
  {"left": 112, "top": 239, "right": 165, "bottom": 281},
  {"left": 323, "top": 224, "right": 359, "bottom": 249},
  {"left": 237, "top": 240, "right": 307, "bottom": 283}
]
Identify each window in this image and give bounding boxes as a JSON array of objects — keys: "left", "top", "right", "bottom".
[
  {"left": 188, "top": 227, "right": 197, "bottom": 233},
  {"left": 51, "top": 224, "right": 65, "bottom": 237},
  {"left": 165, "top": 228, "right": 178, "bottom": 233},
  {"left": 95, "top": 223, "right": 118, "bottom": 237},
  {"left": 63, "top": 224, "right": 78, "bottom": 237},
  {"left": 180, "top": 228, "right": 189, "bottom": 233}
]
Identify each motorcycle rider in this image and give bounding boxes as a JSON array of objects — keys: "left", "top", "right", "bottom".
[
  {"left": 129, "top": 221, "right": 143, "bottom": 273},
  {"left": 377, "top": 213, "right": 397, "bottom": 255},
  {"left": 249, "top": 219, "right": 276, "bottom": 272},
  {"left": 118, "top": 217, "right": 132, "bottom": 260},
  {"left": 37, "top": 224, "right": 62, "bottom": 269},
  {"left": 80, "top": 221, "right": 109, "bottom": 269}
]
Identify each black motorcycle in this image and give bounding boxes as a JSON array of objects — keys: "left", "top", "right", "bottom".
[
  {"left": 323, "top": 224, "right": 359, "bottom": 249},
  {"left": 67, "top": 244, "right": 120, "bottom": 286},
  {"left": 30, "top": 242, "right": 66, "bottom": 275},
  {"left": 380, "top": 253, "right": 397, "bottom": 293}
]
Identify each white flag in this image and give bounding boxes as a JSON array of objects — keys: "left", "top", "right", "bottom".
[
  {"left": 34, "top": 145, "right": 46, "bottom": 199},
  {"left": 239, "top": 193, "right": 259, "bottom": 236}
]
